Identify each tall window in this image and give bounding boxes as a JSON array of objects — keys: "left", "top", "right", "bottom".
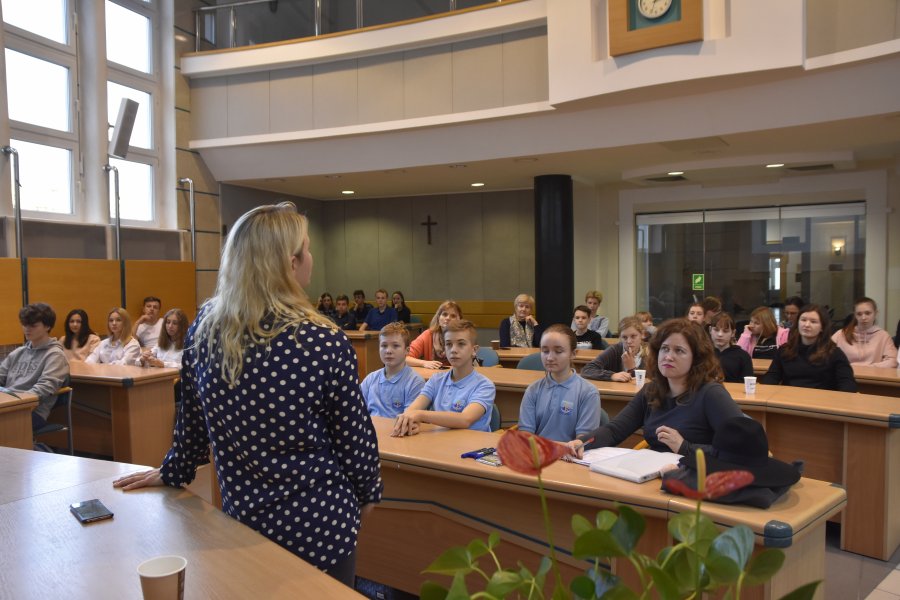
[{"left": 635, "top": 203, "right": 866, "bottom": 325}]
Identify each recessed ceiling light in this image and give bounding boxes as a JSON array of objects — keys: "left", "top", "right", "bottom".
[
  {"left": 766, "top": 163, "right": 785, "bottom": 168},
  {"left": 471, "top": 182, "right": 485, "bottom": 187},
  {"left": 449, "top": 164, "right": 467, "bottom": 169},
  {"left": 341, "top": 190, "right": 354, "bottom": 195},
  {"left": 667, "top": 171, "right": 684, "bottom": 176}
]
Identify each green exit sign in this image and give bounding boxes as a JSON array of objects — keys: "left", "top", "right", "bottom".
[{"left": 692, "top": 274, "right": 705, "bottom": 291}]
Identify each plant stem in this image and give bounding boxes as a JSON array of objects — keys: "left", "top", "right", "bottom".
[
  {"left": 536, "top": 472, "right": 565, "bottom": 594},
  {"left": 693, "top": 498, "right": 703, "bottom": 593},
  {"left": 488, "top": 549, "right": 502, "bottom": 574}
]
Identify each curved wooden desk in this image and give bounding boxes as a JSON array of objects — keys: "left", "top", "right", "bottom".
[
  {"left": 496, "top": 347, "right": 601, "bottom": 371},
  {"left": 0, "top": 391, "right": 38, "bottom": 450},
  {"left": 753, "top": 358, "right": 900, "bottom": 397},
  {"left": 358, "top": 417, "right": 844, "bottom": 599},
  {"left": 54, "top": 363, "right": 180, "bottom": 466},
  {"left": 411, "top": 367, "right": 900, "bottom": 560},
  {"left": 0, "top": 447, "right": 361, "bottom": 599}
]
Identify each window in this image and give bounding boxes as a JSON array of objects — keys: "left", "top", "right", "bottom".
[
  {"left": 1, "top": 0, "right": 67, "bottom": 44},
  {"left": 9, "top": 139, "right": 72, "bottom": 214},
  {"left": 109, "top": 158, "right": 153, "bottom": 221},
  {"left": 105, "top": 0, "right": 151, "bottom": 73},
  {"left": 5, "top": 48, "right": 70, "bottom": 131},
  {"left": 107, "top": 81, "right": 152, "bottom": 149}
]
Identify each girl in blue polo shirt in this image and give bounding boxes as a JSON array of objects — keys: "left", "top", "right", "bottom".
[{"left": 518, "top": 324, "right": 601, "bottom": 442}]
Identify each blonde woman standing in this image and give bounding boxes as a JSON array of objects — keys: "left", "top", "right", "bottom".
[{"left": 114, "top": 202, "right": 382, "bottom": 587}]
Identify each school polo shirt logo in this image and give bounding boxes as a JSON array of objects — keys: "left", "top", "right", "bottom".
[{"left": 560, "top": 401, "right": 573, "bottom": 415}]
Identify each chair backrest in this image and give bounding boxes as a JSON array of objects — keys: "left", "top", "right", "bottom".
[
  {"left": 599, "top": 408, "right": 610, "bottom": 426},
  {"left": 476, "top": 347, "right": 500, "bottom": 367},
  {"left": 490, "top": 403, "right": 501, "bottom": 432},
  {"left": 516, "top": 352, "right": 544, "bottom": 371}
]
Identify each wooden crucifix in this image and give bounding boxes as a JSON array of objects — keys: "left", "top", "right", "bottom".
[{"left": 421, "top": 215, "right": 438, "bottom": 245}]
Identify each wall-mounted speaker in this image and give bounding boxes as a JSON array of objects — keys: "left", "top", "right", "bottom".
[{"left": 109, "top": 98, "right": 139, "bottom": 159}]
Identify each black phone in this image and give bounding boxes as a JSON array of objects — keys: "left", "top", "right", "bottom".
[{"left": 70, "top": 499, "right": 114, "bottom": 524}]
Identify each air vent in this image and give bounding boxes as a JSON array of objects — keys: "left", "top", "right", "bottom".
[
  {"left": 786, "top": 163, "right": 834, "bottom": 172},
  {"left": 645, "top": 175, "right": 687, "bottom": 183}
]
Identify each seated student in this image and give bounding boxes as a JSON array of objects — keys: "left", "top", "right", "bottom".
[
  {"left": 138, "top": 308, "right": 188, "bottom": 368},
  {"left": 737, "top": 306, "right": 789, "bottom": 359},
  {"left": 831, "top": 297, "right": 898, "bottom": 368},
  {"left": 518, "top": 324, "right": 601, "bottom": 442},
  {"left": 352, "top": 289, "right": 373, "bottom": 323},
  {"left": 407, "top": 300, "right": 462, "bottom": 369},
  {"left": 360, "top": 289, "right": 399, "bottom": 331},
  {"left": 571, "top": 305, "right": 607, "bottom": 350},
  {"left": 0, "top": 303, "right": 69, "bottom": 431},
  {"left": 635, "top": 311, "right": 656, "bottom": 342},
  {"left": 782, "top": 296, "right": 806, "bottom": 329},
  {"left": 686, "top": 303, "right": 705, "bottom": 324},
  {"left": 499, "top": 293, "right": 543, "bottom": 348},
  {"left": 570, "top": 291, "right": 609, "bottom": 337},
  {"left": 567, "top": 318, "right": 743, "bottom": 457},
  {"left": 86, "top": 308, "right": 141, "bottom": 365},
  {"left": 360, "top": 322, "right": 425, "bottom": 418},
  {"left": 392, "top": 291, "right": 412, "bottom": 324},
  {"left": 582, "top": 316, "right": 647, "bottom": 382},
  {"left": 761, "top": 304, "right": 857, "bottom": 392},
  {"left": 708, "top": 312, "right": 753, "bottom": 383},
  {"left": 701, "top": 296, "right": 722, "bottom": 326},
  {"left": 333, "top": 294, "right": 357, "bottom": 330},
  {"left": 316, "top": 293, "right": 337, "bottom": 320},
  {"left": 392, "top": 320, "right": 495, "bottom": 435},
  {"left": 59, "top": 308, "right": 101, "bottom": 362},
  {"left": 133, "top": 296, "right": 163, "bottom": 348}
]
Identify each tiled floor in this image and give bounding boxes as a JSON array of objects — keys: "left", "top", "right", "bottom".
[{"left": 825, "top": 523, "right": 900, "bottom": 600}]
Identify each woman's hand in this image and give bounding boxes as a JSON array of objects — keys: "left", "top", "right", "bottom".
[
  {"left": 655, "top": 426, "right": 684, "bottom": 453},
  {"left": 621, "top": 348, "right": 637, "bottom": 371},
  {"left": 113, "top": 468, "right": 164, "bottom": 491},
  {"left": 422, "top": 360, "right": 442, "bottom": 370},
  {"left": 565, "top": 439, "right": 586, "bottom": 459},
  {"left": 360, "top": 503, "right": 375, "bottom": 520},
  {"left": 391, "top": 412, "right": 422, "bottom": 437},
  {"left": 525, "top": 315, "right": 539, "bottom": 327},
  {"left": 611, "top": 372, "right": 632, "bottom": 383}
]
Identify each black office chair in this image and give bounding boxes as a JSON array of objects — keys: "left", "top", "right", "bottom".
[{"left": 33, "top": 386, "right": 74, "bottom": 455}]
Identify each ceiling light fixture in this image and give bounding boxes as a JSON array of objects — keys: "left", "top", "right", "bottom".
[
  {"left": 341, "top": 190, "right": 354, "bottom": 195},
  {"left": 471, "top": 183, "right": 485, "bottom": 187},
  {"left": 667, "top": 171, "right": 684, "bottom": 176},
  {"left": 766, "top": 163, "right": 785, "bottom": 168}
]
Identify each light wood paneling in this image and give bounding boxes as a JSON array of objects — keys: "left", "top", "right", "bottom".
[
  {"left": 124, "top": 260, "right": 197, "bottom": 322},
  {"left": 190, "top": 77, "right": 228, "bottom": 139},
  {"left": 411, "top": 196, "right": 449, "bottom": 299},
  {"left": 313, "top": 59, "right": 358, "bottom": 129},
  {"left": 269, "top": 65, "right": 313, "bottom": 133},
  {"left": 403, "top": 45, "right": 452, "bottom": 118},
  {"left": 26, "top": 258, "right": 121, "bottom": 340},
  {"left": 502, "top": 27, "right": 549, "bottom": 105},
  {"left": 358, "top": 54, "right": 405, "bottom": 124},
  {"left": 0, "top": 259, "right": 23, "bottom": 344},
  {"left": 344, "top": 200, "right": 381, "bottom": 295},
  {"left": 196, "top": 271, "right": 218, "bottom": 307},
  {"left": 447, "top": 193, "right": 485, "bottom": 298},
  {"left": 376, "top": 198, "right": 414, "bottom": 295},
  {"left": 452, "top": 35, "right": 503, "bottom": 113},
  {"left": 227, "top": 71, "right": 270, "bottom": 136}
]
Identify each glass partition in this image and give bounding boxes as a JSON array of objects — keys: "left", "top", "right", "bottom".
[{"left": 636, "top": 202, "right": 865, "bottom": 328}]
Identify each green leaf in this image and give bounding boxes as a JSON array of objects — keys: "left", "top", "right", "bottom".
[
  {"left": 570, "top": 575, "right": 596, "bottom": 599},
  {"left": 467, "top": 538, "right": 491, "bottom": 560},
  {"left": 572, "top": 513, "right": 593, "bottom": 537},
  {"left": 600, "top": 586, "right": 640, "bottom": 600},
  {"left": 573, "top": 528, "right": 627, "bottom": 559},
  {"left": 665, "top": 546, "right": 697, "bottom": 592},
  {"left": 703, "top": 549, "right": 740, "bottom": 585},
  {"left": 710, "top": 525, "right": 754, "bottom": 570},
  {"left": 551, "top": 581, "right": 570, "bottom": 600},
  {"left": 488, "top": 531, "right": 501, "bottom": 549},
  {"left": 745, "top": 549, "right": 786, "bottom": 585},
  {"left": 596, "top": 510, "right": 618, "bottom": 531},
  {"left": 610, "top": 505, "right": 645, "bottom": 554},
  {"left": 668, "top": 511, "right": 695, "bottom": 542},
  {"left": 419, "top": 581, "right": 449, "bottom": 600},
  {"left": 777, "top": 581, "right": 821, "bottom": 600},
  {"left": 424, "top": 546, "right": 475, "bottom": 575},
  {"left": 587, "top": 565, "right": 620, "bottom": 599},
  {"left": 646, "top": 565, "right": 680, "bottom": 600},
  {"left": 446, "top": 573, "right": 470, "bottom": 600},
  {"left": 485, "top": 570, "right": 524, "bottom": 598}
]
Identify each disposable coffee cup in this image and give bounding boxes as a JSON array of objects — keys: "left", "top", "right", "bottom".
[
  {"left": 744, "top": 376, "right": 757, "bottom": 395},
  {"left": 138, "top": 555, "right": 186, "bottom": 600},
  {"left": 634, "top": 369, "right": 646, "bottom": 387},
  {"left": 490, "top": 340, "right": 500, "bottom": 350},
  {"left": 576, "top": 341, "right": 593, "bottom": 350}
]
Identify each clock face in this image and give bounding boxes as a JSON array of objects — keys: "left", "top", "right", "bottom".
[{"left": 637, "top": 0, "right": 673, "bottom": 19}]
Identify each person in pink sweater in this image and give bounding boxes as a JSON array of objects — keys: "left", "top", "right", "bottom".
[
  {"left": 831, "top": 297, "right": 898, "bottom": 368},
  {"left": 737, "top": 306, "right": 789, "bottom": 359}
]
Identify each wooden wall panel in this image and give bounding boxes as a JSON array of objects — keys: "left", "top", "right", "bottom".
[
  {"left": 0, "top": 259, "right": 24, "bottom": 345},
  {"left": 125, "top": 260, "right": 198, "bottom": 322},
  {"left": 27, "top": 258, "right": 121, "bottom": 340}
]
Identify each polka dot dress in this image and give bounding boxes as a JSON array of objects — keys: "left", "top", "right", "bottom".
[{"left": 160, "top": 310, "right": 383, "bottom": 571}]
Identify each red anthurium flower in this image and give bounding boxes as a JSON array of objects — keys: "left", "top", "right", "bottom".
[
  {"left": 663, "top": 470, "right": 755, "bottom": 500},
  {"left": 497, "top": 430, "right": 570, "bottom": 475}
]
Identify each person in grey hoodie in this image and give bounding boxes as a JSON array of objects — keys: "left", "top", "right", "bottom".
[{"left": 0, "top": 303, "right": 69, "bottom": 430}]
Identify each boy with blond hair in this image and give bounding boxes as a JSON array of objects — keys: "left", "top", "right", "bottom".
[{"left": 360, "top": 322, "right": 425, "bottom": 417}]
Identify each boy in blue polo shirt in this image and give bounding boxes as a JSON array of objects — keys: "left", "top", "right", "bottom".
[
  {"left": 518, "top": 324, "right": 601, "bottom": 442},
  {"left": 359, "top": 289, "right": 398, "bottom": 331},
  {"left": 392, "top": 319, "right": 495, "bottom": 435},
  {"left": 360, "top": 322, "right": 425, "bottom": 418}
]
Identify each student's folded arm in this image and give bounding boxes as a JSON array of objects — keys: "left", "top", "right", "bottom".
[
  {"left": 579, "top": 392, "right": 647, "bottom": 448},
  {"left": 29, "top": 350, "right": 69, "bottom": 402},
  {"left": 581, "top": 346, "right": 618, "bottom": 381},
  {"left": 575, "top": 386, "right": 602, "bottom": 437},
  {"left": 420, "top": 402, "right": 486, "bottom": 429}
]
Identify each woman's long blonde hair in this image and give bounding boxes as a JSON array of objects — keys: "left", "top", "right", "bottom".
[{"left": 193, "top": 202, "right": 336, "bottom": 385}]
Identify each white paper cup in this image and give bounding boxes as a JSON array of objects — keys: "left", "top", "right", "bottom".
[
  {"left": 634, "top": 369, "right": 646, "bottom": 387},
  {"left": 138, "top": 555, "right": 186, "bottom": 600},
  {"left": 744, "top": 376, "right": 757, "bottom": 395}
]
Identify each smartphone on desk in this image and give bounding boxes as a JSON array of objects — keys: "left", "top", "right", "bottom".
[{"left": 70, "top": 499, "right": 114, "bottom": 524}]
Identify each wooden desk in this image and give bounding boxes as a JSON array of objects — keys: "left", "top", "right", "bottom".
[
  {"left": 752, "top": 358, "right": 900, "bottom": 397},
  {"left": 51, "top": 363, "right": 180, "bottom": 466},
  {"left": 0, "top": 447, "right": 361, "bottom": 599},
  {"left": 0, "top": 391, "right": 37, "bottom": 450},
  {"left": 412, "top": 366, "right": 900, "bottom": 560},
  {"left": 358, "top": 417, "right": 844, "bottom": 599},
  {"left": 495, "top": 347, "right": 601, "bottom": 371}
]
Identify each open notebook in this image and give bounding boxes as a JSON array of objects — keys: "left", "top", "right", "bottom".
[{"left": 569, "top": 447, "right": 682, "bottom": 483}]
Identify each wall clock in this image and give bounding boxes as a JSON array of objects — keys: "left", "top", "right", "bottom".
[{"left": 609, "top": 0, "right": 703, "bottom": 57}]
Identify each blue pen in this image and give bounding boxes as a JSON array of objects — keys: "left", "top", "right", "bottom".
[{"left": 461, "top": 447, "right": 496, "bottom": 459}]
